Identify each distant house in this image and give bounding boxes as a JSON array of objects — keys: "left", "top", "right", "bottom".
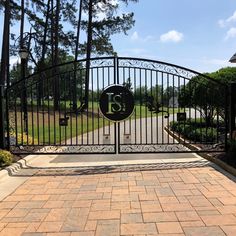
[{"left": 169, "top": 96, "right": 179, "bottom": 108}]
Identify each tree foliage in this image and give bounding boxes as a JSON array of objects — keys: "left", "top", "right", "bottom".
[
  {"left": 178, "top": 67, "right": 236, "bottom": 125},
  {"left": 1, "top": 0, "right": 138, "bottom": 72}
]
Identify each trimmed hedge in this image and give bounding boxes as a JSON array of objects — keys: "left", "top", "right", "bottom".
[{"left": 170, "top": 119, "right": 218, "bottom": 143}]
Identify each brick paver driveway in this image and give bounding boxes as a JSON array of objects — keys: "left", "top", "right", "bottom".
[{"left": 0, "top": 162, "right": 236, "bottom": 236}]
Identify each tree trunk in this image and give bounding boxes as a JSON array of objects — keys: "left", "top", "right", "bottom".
[
  {"left": 84, "top": 0, "right": 93, "bottom": 110},
  {"left": 37, "top": 0, "right": 51, "bottom": 107},
  {"left": 53, "top": 0, "right": 60, "bottom": 111},
  {"left": 72, "top": 0, "right": 83, "bottom": 111}
]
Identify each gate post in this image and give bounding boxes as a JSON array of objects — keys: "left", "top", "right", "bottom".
[
  {"left": 0, "top": 0, "right": 10, "bottom": 150},
  {"left": 229, "top": 82, "right": 236, "bottom": 142}
]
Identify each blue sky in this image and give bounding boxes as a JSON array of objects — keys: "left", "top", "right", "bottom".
[
  {"left": 1, "top": 0, "right": 236, "bottom": 73},
  {"left": 111, "top": 0, "right": 236, "bottom": 72}
]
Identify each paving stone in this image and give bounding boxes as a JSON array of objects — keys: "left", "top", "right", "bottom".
[
  {"left": 24, "top": 222, "right": 41, "bottom": 232},
  {"left": 176, "top": 211, "right": 201, "bottom": 221},
  {"left": 218, "top": 197, "right": 236, "bottom": 205},
  {"left": 95, "top": 220, "right": 119, "bottom": 236},
  {"left": 37, "top": 221, "right": 63, "bottom": 233},
  {"left": 121, "top": 213, "right": 143, "bottom": 223},
  {"left": 161, "top": 203, "right": 194, "bottom": 212},
  {"left": 43, "top": 201, "right": 65, "bottom": 209},
  {"left": 44, "top": 208, "right": 70, "bottom": 222},
  {"left": 139, "top": 193, "right": 158, "bottom": 201},
  {"left": 121, "top": 223, "right": 157, "bottom": 235},
  {"left": 143, "top": 212, "right": 177, "bottom": 223},
  {"left": 46, "top": 233, "right": 70, "bottom": 236},
  {"left": 180, "top": 220, "right": 205, "bottom": 227},
  {"left": 22, "top": 233, "right": 46, "bottom": 236},
  {"left": 84, "top": 220, "right": 97, "bottom": 231},
  {"left": 71, "top": 232, "right": 95, "bottom": 236},
  {"left": 183, "top": 226, "right": 226, "bottom": 236},
  {"left": 155, "top": 187, "right": 175, "bottom": 197},
  {"left": 201, "top": 214, "right": 236, "bottom": 226},
  {"left": 221, "top": 225, "right": 236, "bottom": 236},
  {"left": 111, "top": 201, "right": 130, "bottom": 210},
  {"left": 23, "top": 212, "right": 48, "bottom": 222},
  {"left": 158, "top": 196, "right": 179, "bottom": 204},
  {"left": 140, "top": 200, "right": 162, "bottom": 213},
  {"left": 0, "top": 201, "right": 19, "bottom": 209},
  {"left": 88, "top": 210, "right": 120, "bottom": 220},
  {"left": 156, "top": 222, "right": 183, "bottom": 234}
]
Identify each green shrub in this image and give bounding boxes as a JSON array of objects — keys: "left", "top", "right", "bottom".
[
  {"left": 170, "top": 121, "right": 217, "bottom": 143},
  {"left": 0, "top": 150, "right": 13, "bottom": 166}
]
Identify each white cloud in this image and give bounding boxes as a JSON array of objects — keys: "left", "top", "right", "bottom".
[
  {"left": 95, "top": 0, "right": 119, "bottom": 20},
  {"left": 160, "top": 30, "right": 184, "bottom": 43},
  {"left": 218, "top": 11, "right": 236, "bottom": 28},
  {"left": 225, "top": 27, "right": 236, "bottom": 40},
  {"left": 131, "top": 31, "right": 139, "bottom": 41},
  {"left": 130, "top": 31, "right": 155, "bottom": 42}
]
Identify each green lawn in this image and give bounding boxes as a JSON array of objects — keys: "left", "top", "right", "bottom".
[
  {"left": 10, "top": 111, "right": 110, "bottom": 145},
  {"left": 10, "top": 102, "right": 184, "bottom": 145}
]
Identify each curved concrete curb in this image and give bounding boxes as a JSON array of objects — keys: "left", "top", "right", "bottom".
[
  {"left": 0, "top": 154, "right": 39, "bottom": 180},
  {"left": 165, "top": 127, "right": 236, "bottom": 177}
]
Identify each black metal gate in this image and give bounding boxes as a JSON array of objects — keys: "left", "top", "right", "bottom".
[{"left": 5, "top": 57, "right": 228, "bottom": 154}]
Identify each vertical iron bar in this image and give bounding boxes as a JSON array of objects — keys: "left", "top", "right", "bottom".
[
  {"left": 172, "top": 75, "right": 175, "bottom": 144},
  {"left": 178, "top": 76, "right": 181, "bottom": 142},
  {"left": 36, "top": 83, "right": 40, "bottom": 145},
  {"left": 64, "top": 73, "right": 67, "bottom": 145},
  {"left": 31, "top": 85, "right": 34, "bottom": 145},
  {"left": 5, "top": 88, "right": 9, "bottom": 150},
  {"left": 183, "top": 77, "right": 186, "bottom": 144},
  {"left": 102, "top": 67, "right": 105, "bottom": 137},
  {"left": 134, "top": 68, "right": 137, "bottom": 144},
  {"left": 150, "top": 70, "right": 153, "bottom": 144},
  {"left": 97, "top": 67, "right": 100, "bottom": 145},
  {"left": 91, "top": 68, "right": 94, "bottom": 144},
  {"left": 47, "top": 69, "right": 50, "bottom": 145},
  {"left": 161, "top": 72, "right": 164, "bottom": 144},
  {"left": 123, "top": 66, "right": 126, "bottom": 136},
  {"left": 139, "top": 69, "right": 142, "bottom": 144},
  {"left": 115, "top": 57, "right": 118, "bottom": 153},
  {"left": 81, "top": 69, "right": 84, "bottom": 145},
  {"left": 69, "top": 72, "right": 73, "bottom": 145},
  {"left": 156, "top": 71, "right": 159, "bottom": 145},
  {"left": 75, "top": 70, "right": 78, "bottom": 145},
  {"left": 167, "top": 74, "right": 170, "bottom": 144},
  {"left": 42, "top": 78, "right": 45, "bottom": 145},
  {"left": 14, "top": 93, "right": 18, "bottom": 146},
  {"left": 145, "top": 69, "right": 147, "bottom": 144}
]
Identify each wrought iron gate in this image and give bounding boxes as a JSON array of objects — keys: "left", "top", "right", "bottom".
[{"left": 5, "top": 57, "right": 228, "bottom": 154}]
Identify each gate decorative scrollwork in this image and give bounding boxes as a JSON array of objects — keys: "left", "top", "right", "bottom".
[{"left": 5, "top": 57, "right": 228, "bottom": 154}]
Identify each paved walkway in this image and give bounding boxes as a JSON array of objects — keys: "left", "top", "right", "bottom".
[{"left": 0, "top": 154, "right": 236, "bottom": 235}]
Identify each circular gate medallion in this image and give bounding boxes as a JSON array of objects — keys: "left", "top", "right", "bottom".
[{"left": 99, "top": 85, "right": 135, "bottom": 122}]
